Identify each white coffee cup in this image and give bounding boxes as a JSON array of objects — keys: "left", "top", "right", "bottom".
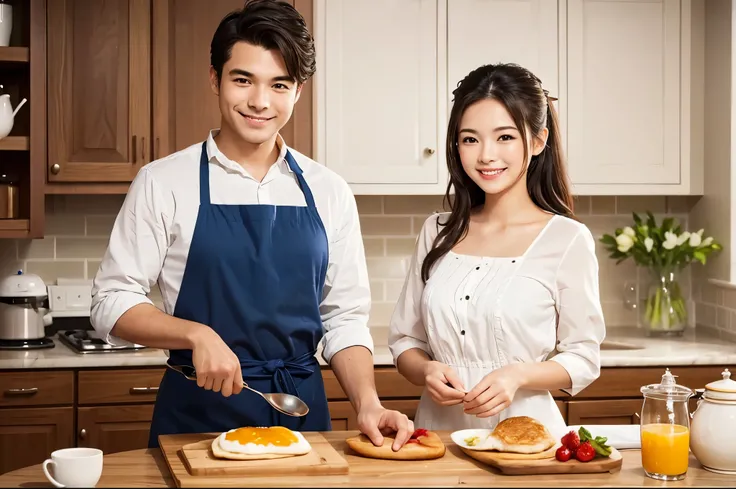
[{"left": 42, "top": 448, "right": 103, "bottom": 488}]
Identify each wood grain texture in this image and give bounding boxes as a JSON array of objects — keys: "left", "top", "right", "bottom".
[
  {"left": 161, "top": 432, "right": 348, "bottom": 479},
  {"left": 2, "top": 431, "right": 731, "bottom": 487},
  {"left": 460, "top": 446, "right": 623, "bottom": 475}
]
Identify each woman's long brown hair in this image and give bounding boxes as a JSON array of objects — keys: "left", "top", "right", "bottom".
[{"left": 421, "top": 63, "right": 574, "bottom": 283}]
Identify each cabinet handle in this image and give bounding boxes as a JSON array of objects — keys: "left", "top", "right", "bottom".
[
  {"left": 50, "top": 164, "right": 61, "bottom": 175},
  {"left": 129, "top": 387, "right": 159, "bottom": 394},
  {"left": 79, "top": 428, "right": 87, "bottom": 440},
  {"left": 141, "top": 136, "right": 146, "bottom": 161},
  {"left": 4, "top": 387, "right": 38, "bottom": 396},
  {"left": 132, "top": 135, "right": 137, "bottom": 163},
  {"left": 424, "top": 148, "right": 435, "bottom": 156}
]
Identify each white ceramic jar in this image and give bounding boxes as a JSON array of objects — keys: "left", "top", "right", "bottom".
[{"left": 689, "top": 369, "right": 736, "bottom": 475}]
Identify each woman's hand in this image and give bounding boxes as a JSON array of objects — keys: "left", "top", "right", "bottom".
[
  {"left": 463, "top": 365, "right": 525, "bottom": 418},
  {"left": 424, "top": 361, "right": 466, "bottom": 406}
]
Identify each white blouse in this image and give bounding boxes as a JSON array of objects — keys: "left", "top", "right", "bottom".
[{"left": 388, "top": 212, "right": 605, "bottom": 439}]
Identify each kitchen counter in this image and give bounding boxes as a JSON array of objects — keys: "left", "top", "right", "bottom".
[
  {"left": 0, "top": 335, "right": 395, "bottom": 369},
  {"left": 0, "top": 431, "right": 731, "bottom": 487},
  {"left": 0, "top": 327, "right": 733, "bottom": 370}
]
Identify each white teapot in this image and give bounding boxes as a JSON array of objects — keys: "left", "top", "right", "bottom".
[
  {"left": 0, "top": 87, "right": 27, "bottom": 139},
  {"left": 690, "top": 368, "right": 736, "bottom": 474}
]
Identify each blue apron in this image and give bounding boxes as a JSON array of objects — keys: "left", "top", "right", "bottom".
[{"left": 147, "top": 142, "right": 331, "bottom": 448}]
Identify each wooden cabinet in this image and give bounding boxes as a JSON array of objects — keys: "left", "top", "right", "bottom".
[
  {"left": 566, "top": 399, "right": 642, "bottom": 425},
  {"left": 77, "top": 404, "right": 155, "bottom": 455},
  {"left": 0, "top": 407, "right": 74, "bottom": 475},
  {"left": 563, "top": 0, "right": 699, "bottom": 195},
  {"left": 43, "top": 0, "right": 314, "bottom": 193},
  {"left": 314, "top": 0, "right": 446, "bottom": 194},
  {"left": 46, "top": 0, "right": 151, "bottom": 183},
  {"left": 0, "top": 0, "right": 45, "bottom": 238}
]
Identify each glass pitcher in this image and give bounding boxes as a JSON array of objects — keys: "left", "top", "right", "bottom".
[{"left": 640, "top": 368, "right": 694, "bottom": 480}]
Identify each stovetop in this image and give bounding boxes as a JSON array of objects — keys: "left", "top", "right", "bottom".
[{"left": 57, "top": 329, "right": 147, "bottom": 354}]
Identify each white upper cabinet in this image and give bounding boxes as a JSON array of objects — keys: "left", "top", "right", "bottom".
[
  {"left": 564, "top": 0, "right": 700, "bottom": 195},
  {"left": 314, "top": 0, "right": 447, "bottom": 195},
  {"left": 448, "top": 0, "right": 559, "bottom": 100},
  {"left": 313, "top": 0, "right": 701, "bottom": 196}
]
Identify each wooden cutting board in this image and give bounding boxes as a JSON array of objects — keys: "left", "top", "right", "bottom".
[
  {"left": 460, "top": 444, "right": 623, "bottom": 475},
  {"left": 159, "top": 432, "right": 349, "bottom": 486}
]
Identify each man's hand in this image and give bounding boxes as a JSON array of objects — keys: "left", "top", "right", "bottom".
[
  {"left": 190, "top": 326, "right": 243, "bottom": 398},
  {"left": 462, "top": 365, "right": 523, "bottom": 418},
  {"left": 357, "top": 404, "right": 415, "bottom": 451},
  {"left": 424, "top": 360, "right": 466, "bottom": 406}
]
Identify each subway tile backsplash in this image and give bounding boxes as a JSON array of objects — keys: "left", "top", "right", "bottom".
[{"left": 0, "top": 195, "right": 702, "bottom": 334}]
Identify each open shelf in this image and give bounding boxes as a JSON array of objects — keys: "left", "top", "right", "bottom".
[
  {"left": 0, "top": 47, "right": 30, "bottom": 63},
  {"left": 0, "top": 136, "right": 30, "bottom": 151}
]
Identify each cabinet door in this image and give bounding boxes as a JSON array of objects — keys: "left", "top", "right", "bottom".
[
  {"left": 0, "top": 407, "right": 74, "bottom": 475},
  {"left": 152, "top": 0, "right": 315, "bottom": 160},
  {"left": 565, "top": 0, "right": 681, "bottom": 186},
  {"left": 47, "top": 0, "right": 151, "bottom": 182},
  {"left": 566, "top": 399, "right": 642, "bottom": 425},
  {"left": 315, "top": 0, "right": 443, "bottom": 187},
  {"left": 77, "top": 404, "right": 155, "bottom": 455},
  {"left": 448, "top": 0, "right": 558, "bottom": 98}
]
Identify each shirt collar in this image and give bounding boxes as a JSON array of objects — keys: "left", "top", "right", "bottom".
[{"left": 205, "top": 129, "right": 293, "bottom": 175}]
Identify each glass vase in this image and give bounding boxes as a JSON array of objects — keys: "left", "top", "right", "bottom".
[{"left": 641, "top": 268, "right": 688, "bottom": 336}]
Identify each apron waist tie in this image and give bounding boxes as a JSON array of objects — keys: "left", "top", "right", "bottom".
[{"left": 239, "top": 350, "right": 318, "bottom": 399}]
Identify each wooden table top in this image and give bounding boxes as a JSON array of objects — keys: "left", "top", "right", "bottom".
[{"left": 1, "top": 431, "right": 732, "bottom": 487}]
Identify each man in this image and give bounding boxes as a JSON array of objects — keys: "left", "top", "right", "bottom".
[{"left": 90, "top": 0, "right": 413, "bottom": 449}]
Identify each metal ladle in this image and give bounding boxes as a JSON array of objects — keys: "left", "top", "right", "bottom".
[{"left": 166, "top": 363, "right": 310, "bottom": 417}]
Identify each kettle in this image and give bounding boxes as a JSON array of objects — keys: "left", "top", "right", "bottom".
[
  {"left": 690, "top": 369, "right": 736, "bottom": 475},
  {"left": 0, "top": 85, "right": 27, "bottom": 139},
  {"left": 0, "top": 270, "right": 53, "bottom": 341}
]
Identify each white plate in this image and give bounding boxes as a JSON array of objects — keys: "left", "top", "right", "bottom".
[{"left": 450, "top": 429, "right": 495, "bottom": 451}]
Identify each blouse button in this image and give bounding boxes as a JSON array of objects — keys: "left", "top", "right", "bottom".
[
  {"left": 511, "top": 260, "right": 516, "bottom": 263},
  {"left": 475, "top": 266, "right": 480, "bottom": 270},
  {"left": 461, "top": 330, "right": 466, "bottom": 335},
  {"left": 465, "top": 295, "right": 470, "bottom": 300}
]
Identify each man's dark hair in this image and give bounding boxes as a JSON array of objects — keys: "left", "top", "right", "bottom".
[{"left": 210, "top": 0, "right": 316, "bottom": 85}]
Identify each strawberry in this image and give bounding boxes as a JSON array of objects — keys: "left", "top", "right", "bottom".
[
  {"left": 561, "top": 430, "right": 580, "bottom": 451},
  {"left": 555, "top": 445, "right": 572, "bottom": 462},
  {"left": 411, "top": 428, "right": 429, "bottom": 439},
  {"left": 575, "top": 441, "right": 595, "bottom": 462}
]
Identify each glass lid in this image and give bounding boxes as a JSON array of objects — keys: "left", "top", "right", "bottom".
[{"left": 640, "top": 368, "right": 694, "bottom": 401}]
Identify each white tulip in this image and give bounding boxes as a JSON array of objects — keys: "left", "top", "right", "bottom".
[
  {"left": 623, "top": 226, "right": 636, "bottom": 237},
  {"left": 702, "top": 237, "right": 713, "bottom": 247},
  {"left": 698, "top": 229, "right": 705, "bottom": 236},
  {"left": 616, "top": 233, "right": 634, "bottom": 252},
  {"left": 689, "top": 233, "right": 702, "bottom": 247},
  {"left": 663, "top": 231, "right": 678, "bottom": 250},
  {"left": 676, "top": 232, "right": 690, "bottom": 246},
  {"left": 644, "top": 237, "right": 654, "bottom": 252}
]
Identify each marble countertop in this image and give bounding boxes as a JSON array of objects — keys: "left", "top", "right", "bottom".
[
  {"left": 0, "top": 334, "right": 395, "bottom": 370},
  {"left": 0, "top": 327, "right": 733, "bottom": 370}
]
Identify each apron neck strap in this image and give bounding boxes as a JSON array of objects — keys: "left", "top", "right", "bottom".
[
  {"left": 199, "top": 142, "right": 211, "bottom": 205},
  {"left": 199, "top": 142, "right": 317, "bottom": 210},
  {"left": 284, "top": 150, "right": 317, "bottom": 210}
]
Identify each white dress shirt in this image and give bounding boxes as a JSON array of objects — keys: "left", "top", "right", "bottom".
[
  {"left": 91, "top": 130, "right": 373, "bottom": 363},
  {"left": 388, "top": 213, "right": 606, "bottom": 439}
]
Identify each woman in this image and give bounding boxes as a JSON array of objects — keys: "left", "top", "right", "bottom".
[{"left": 388, "top": 63, "right": 605, "bottom": 439}]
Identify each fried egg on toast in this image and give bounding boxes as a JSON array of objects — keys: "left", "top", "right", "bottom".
[{"left": 211, "top": 426, "right": 312, "bottom": 460}]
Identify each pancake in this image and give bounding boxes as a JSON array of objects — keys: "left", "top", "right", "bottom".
[
  {"left": 480, "top": 416, "right": 556, "bottom": 454},
  {"left": 346, "top": 429, "right": 446, "bottom": 460}
]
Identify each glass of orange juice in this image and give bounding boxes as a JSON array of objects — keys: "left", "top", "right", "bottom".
[{"left": 640, "top": 368, "right": 694, "bottom": 481}]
